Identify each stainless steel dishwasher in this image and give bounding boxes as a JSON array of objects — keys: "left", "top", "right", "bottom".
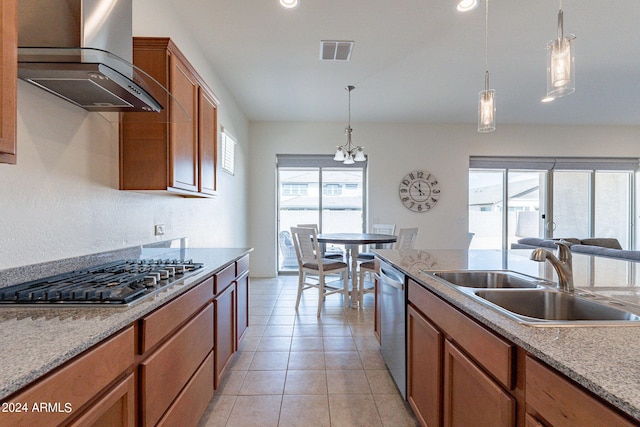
[{"left": 377, "top": 259, "right": 407, "bottom": 399}]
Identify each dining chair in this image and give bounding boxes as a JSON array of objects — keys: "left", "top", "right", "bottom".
[
  {"left": 290, "top": 226, "right": 349, "bottom": 316},
  {"left": 358, "top": 227, "right": 419, "bottom": 307},
  {"left": 357, "top": 223, "right": 397, "bottom": 261},
  {"left": 297, "top": 223, "right": 344, "bottom": 259}
]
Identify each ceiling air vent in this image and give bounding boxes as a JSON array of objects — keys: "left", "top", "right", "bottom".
[{"left": 320, "top": 40, "right": 354, "bottom": 61}]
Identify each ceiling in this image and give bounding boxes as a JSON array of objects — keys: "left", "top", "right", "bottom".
[{"left": 166, "top": 0, "right": 640, "bottom": 126}]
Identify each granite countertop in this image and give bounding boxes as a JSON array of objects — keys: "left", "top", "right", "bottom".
[
  {"left": 0, "top": 247, "right": 252, "bottom": 400},
  {"left": 375, "top": 248, "right": 640, "bottom": 422}
]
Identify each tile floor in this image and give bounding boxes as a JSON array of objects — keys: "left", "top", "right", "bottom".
[{"left": 197, "top": 275, "right": 418, "bottom": 427}]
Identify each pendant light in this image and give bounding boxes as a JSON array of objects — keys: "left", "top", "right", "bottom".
[
  {"left": 478, "top": 0, "right": 495, "bottom": 133},
  {"left": 279, "top": 0, "right": 299, "bottom": 9},
  {"left": 546, "top": 0, "right": 575, "bottom": 99},
  {"left": 456, "top": 0, "right": 478, "bottom": 12},
  {"left": 334, "top": 85, "right": 366, "bottom": 164}
]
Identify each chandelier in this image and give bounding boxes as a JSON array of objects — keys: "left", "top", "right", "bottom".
[{"left": 334, "top": 85, "right": 366, "bottom": 164}]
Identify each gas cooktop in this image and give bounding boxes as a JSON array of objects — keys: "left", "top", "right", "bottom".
[{"left": 0, "top": 259, "right": 204, "bottom": 306}]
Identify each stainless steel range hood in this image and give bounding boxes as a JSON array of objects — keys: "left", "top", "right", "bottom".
[{"left": 18, "top": 0, "right": 163, "bottom": 113}]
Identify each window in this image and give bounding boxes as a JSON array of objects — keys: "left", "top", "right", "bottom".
[
  {"left": 469, "top": 156, "right": 637, "bottom": 250},
  {"left": 276, "top": 155, "right": 367, "bottom": 272}
]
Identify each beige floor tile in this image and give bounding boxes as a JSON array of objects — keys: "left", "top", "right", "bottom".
[
  {"left": 216, "top": 370, "right": 247, "bottom": 395},
  {"left": 238, "top": 335, "right": 261, "bottom": 352},
  {"left": 326, "top": 369, "right": 372, "bottom": 394},
  {"left": 271, "top": 306, "right": 299, "bottom": 316},
  {"left": 284, "top": 370, "right": 328, "bottom": 395},
  {"left": 328, "top": 394, "right": 383, "bottom": 427},
  {"left": 292, "top": 324, "right": 323, "bottom": 336},
  {"left": 288, "top": 351, "right": 326, "bottom": 370},
  {"left": 322, "top": 324, "right": 352, "bottom": 336},
  {"left": 325, "top": 351, "right": 363, "bottom": 370},
  {"left": 359, "top": 350, "right": 386, "bottom": 369},
  {"left": 239, "top": 370, "right": 286, "bottom": 395},
  {"left": 262, "top": 324, "right": 294, "bottom": 336},
  {"left": 249, "top": 315, "right": 270, "bottom": 325},
  {"left": 354, "top": 335, "right": 381, "bottom": 351},
  {"left": 249, "top": 351, "right": 290, "bottom": 370},
  {"left": 291, "top": 336, "right": 324, "bottom": 351},
  {"left": 250, "top": 306, "right": 274, "bottom": 316},
  {"left": 197, "top": 394, "right": 236, "bottom": 427},
  {"left": 228, "top": 351, "right": 254, "bottom": 371},
  {"left": 323, "top": 336, "right": 356, "bottom": 351},
  {"left": 268, "top": 315, "right": 296, "bottom": 325},
  {"left": 374, "top": 393, "right": 420, "bottom": 427},
  {"left": 279, "top": 395, "right": 331, "bottom": 427},
  {"left": 366, "top": 369, "right": 400, "bottom": 394},
  {"left": 225, "top": 395, "right": 282, "bottom": 427},
  {"left": 257, "top": 336, "right": 292, "bottom": 352},
  {"left": 243, "top": 324, "right": 266, "bottom": 337}
]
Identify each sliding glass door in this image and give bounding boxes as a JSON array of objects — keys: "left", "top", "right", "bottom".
[{"left": 277, "top": 155, "right": 366, "bottom": 272}]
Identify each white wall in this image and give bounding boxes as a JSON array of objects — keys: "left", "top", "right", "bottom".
[
  {"left": 249, "top": 122, "right": 640, "bottom": 277},
  {"left": 0, "top": 0, "right": 249, "bottom": 269}
]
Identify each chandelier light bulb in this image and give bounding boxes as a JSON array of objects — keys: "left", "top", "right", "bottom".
[{"left": 478, "top": 88, "right": 496, "bottom": 132}]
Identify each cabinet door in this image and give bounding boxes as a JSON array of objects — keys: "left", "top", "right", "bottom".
[
  {"left": 169, "top": 53, "right": 198, "bottom": 192},
  {"left": 407, "top": 304, "right": 443, "bottom": 427},
  {"left": 68, "top": 373, "right": 135, "bottom": 427},
  {"left": 374, "top": 273, "right": 381, "bottom": 343},
  {"left": 443, "top": 340, "right": 515, "bottom": 427},
  {"left": 198, "top": 88, "right": 217, "bottom": 195},
  {"left": 236, "top": 272, "right": 249, "bottom": 345},
  {"left": 214, "top": 283, "right": 236, "bottom": 388},
  {"left": 0, "top": 0, "right": 16, "bottom": 164}
]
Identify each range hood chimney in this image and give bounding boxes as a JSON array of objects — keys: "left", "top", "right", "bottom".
[{"left": 18, "top": 0, "right": 163, "bottom": 113}]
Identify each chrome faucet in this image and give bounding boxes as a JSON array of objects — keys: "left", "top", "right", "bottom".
[{"left": 530, "top": 241, "right": 574, "bottom": 292}]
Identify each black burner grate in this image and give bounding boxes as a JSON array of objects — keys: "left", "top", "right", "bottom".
[{"left": 0, "top": 259, "right": 204, "bottom": 305}]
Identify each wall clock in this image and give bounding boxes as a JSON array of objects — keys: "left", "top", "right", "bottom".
[{"left": 399, "top": 170, "right": 440, "bottom": 212}]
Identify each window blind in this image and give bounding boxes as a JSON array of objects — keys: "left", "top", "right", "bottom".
[{"left": 469, "top": 156, "right": 640, "bottom": 171}]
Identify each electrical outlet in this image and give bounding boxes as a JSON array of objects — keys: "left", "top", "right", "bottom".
[{"left": 154, "top": 224, "right": 165, "bottom": 236}]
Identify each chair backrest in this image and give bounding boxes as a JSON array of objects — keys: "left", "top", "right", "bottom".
[
  {"left": 395, "top": 228, "right": 419, "bottom": 250},
  {"left": 290, "top": 226, "right": 321, "bottom": 265},
  {"left": 372, "top": 223, "right": 396, "bottom": 235},
  {"left": 297, "top": 224, "right": 319, "bottom": 233}
]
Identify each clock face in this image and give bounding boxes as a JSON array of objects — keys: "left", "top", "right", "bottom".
[{"left": 399, "top": 170, "right": 440, "bottom": 212}]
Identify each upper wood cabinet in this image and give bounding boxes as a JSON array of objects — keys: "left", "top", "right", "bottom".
[
  {"left": 120, "top": 37, "right": 219, "bottom": 197},
  {"left": 0, "top": 0, "right": 17, "bottom": 165}
]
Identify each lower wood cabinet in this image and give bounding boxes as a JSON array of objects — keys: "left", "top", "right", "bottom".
[
  {"left": 214, "top": 282, "right": 236, "bottom": 388},
  {"left": 67, "top": 373, "right": 136, "bottom": 427},
  {"left": 407, "top": 304, "right": 442, "bottom": 427},
  {"left": 0, "top": 326, "right": 135, "bottom": 427},
  {"left": 443, "top": 340, "right": 515, "bottom": 427},
  {"left": 525, "top": 356, "right": 636, "bottom": 427}
]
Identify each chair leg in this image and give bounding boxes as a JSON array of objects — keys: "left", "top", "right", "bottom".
[
  {"left": 295, "top": 272, "right": 304, "bottom": 310},
  {"left": 317, "top": 275, "right": 324, "bottom": 317},
  {"left": 358, "top": 269, "right": 365, "bottom": 308}
]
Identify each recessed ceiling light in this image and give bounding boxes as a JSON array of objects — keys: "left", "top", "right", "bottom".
[
  {"left": 280, "top": 0, "right": 299, "bottom": 9},
  {"left": 457, "top": 0, "right": 478, "bottom": 12},
  {"left": 541, "top": 96, "right": 556, "bottom": 103}
]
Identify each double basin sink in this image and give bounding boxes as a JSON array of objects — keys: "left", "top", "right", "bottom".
[{"left": 424, "top": 270, "right": 640, "bottom": 327}]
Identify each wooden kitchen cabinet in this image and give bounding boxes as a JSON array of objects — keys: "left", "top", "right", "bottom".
[
  {"left": 214, "top": 281, "right": 236, "bottom": 388},
  {"left": 525, "top": 356, "right": 637, "bottom": 427},
  {"left": 443, "top": 340, "right": 515, "bottom": 427},
  {"left": 0, "top": 326, "right": 135, "bottom": 427},
  {"left": 67, "top": 373, "right": 135, "bottom": 427},
  {"left": 120, "top": 37, "right": 219, "bottom": 197},
  {"left": 0, "top": 0, "right": 17, "bottom": 165},
  {"left": 407, "top": 278, "right": 517, "bottom": 427},
  {"left": 407, "top": 303, "right": 442, "bottom": 427}
]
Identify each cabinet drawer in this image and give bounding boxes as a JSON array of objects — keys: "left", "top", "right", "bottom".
[
  {"left": 236, "top": 254, "right": 250, "bottom": 276},
  {"left": 0, "top": 327, "right": 134, "bottom": 427},
  {"left": 140, "top": 277, "right": 213, "bottom": 354},
  {"left": 408, "top": 279, "right": 514, "bottom": 389},
  {"left": 68, "top": 372, "right": 135, "bottom": 427},
  {"left": 158, "top": 351, "right": 214, "bottom": 427},
  {"left": 214, "top": 263, "right": 235, "bottom": 294},
  {"left": 525, "top": 356, "right": 636, "bottom": 427},
  {"left": 140, "top": 304, "right": 214, "bottom": 427}
]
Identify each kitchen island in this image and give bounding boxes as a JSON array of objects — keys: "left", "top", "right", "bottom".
[
  {"left": 375, "top": 248, "right": 640, "bottom": 425},
  {"left": 0, "top": 246, "right": 252, "bottom": 426}
]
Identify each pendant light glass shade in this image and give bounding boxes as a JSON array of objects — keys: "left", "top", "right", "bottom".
[
  {"left": 546, "top": 9, "right": 575, "bottom": 98},
  {"left": 456, "top": 0, "right": 478, "bottom": 12},
  {"left": 478, "top": 73, "right": 496, "bottom": 132}
]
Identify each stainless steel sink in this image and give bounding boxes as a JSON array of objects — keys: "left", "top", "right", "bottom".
[
  {"left": 430, "top": 270, "right": 543, "bottom": 289},
  {"left": 472, "top": 289, "right": 640, "bottom": 326}
]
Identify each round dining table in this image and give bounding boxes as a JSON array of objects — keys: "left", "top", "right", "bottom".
[{"left": 316, "top": 233, "right": 397, "bottom": 306}]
